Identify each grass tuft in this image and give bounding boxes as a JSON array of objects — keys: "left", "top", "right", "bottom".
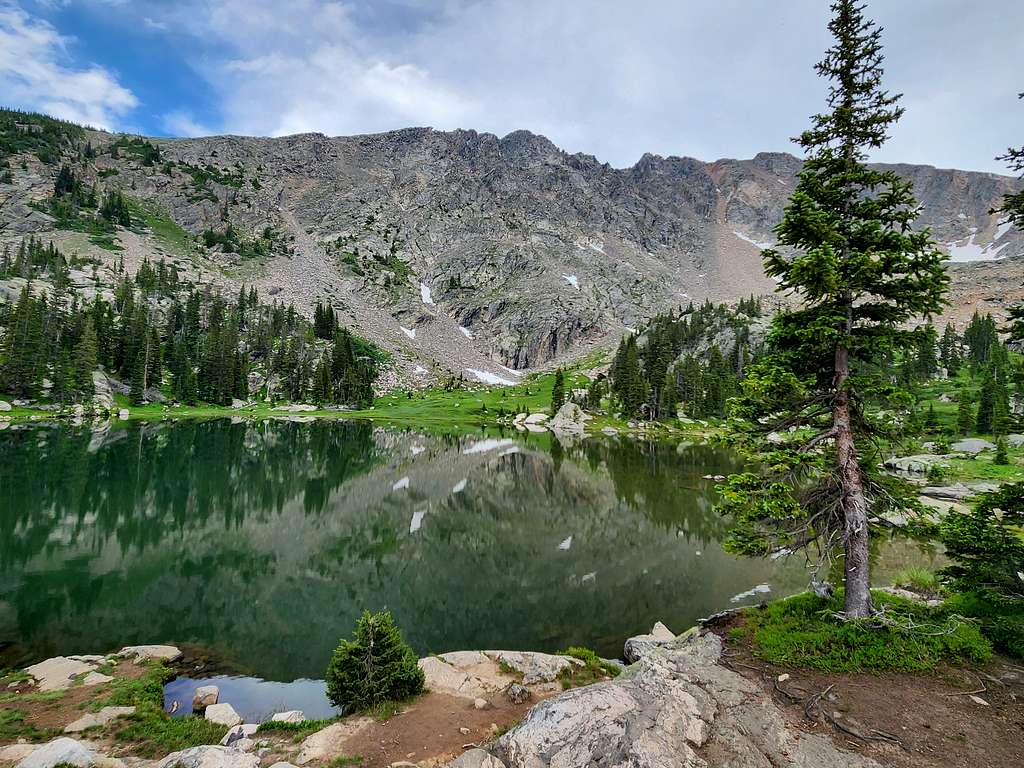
[
  {"left": 556, "top": 646, "right": 621, "bottom": 690},
  {"left": 735, "top": 589, "right": 991, "bottom": 673},
  {"left": 112, "top": 704, "right": 228, "bottom": 757}
]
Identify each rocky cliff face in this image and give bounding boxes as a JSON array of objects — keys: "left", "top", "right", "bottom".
[{"left": 2, "top": 125, "right": 1021, "bottom": 381}]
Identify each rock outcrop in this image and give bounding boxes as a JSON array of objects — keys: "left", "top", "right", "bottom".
[{"left": 455, "top": 631, "right": 881, "bottom": 768}]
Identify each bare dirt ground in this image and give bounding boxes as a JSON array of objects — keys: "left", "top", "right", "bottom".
[{"left": 709, "top": 617, "right": 1024, "bottom": 768}]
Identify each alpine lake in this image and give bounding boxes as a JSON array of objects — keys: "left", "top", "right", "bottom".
[{"left": 0, "top": 418, "right": 942, "bottom": 719}]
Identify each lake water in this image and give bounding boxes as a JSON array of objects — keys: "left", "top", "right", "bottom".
[{"left": 0, "top": 419, "right": 942, "bottom": 682}]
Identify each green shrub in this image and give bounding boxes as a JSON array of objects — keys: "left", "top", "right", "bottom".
[
  {"left": 940, "top": 482, "right": 1024, "bottom": 656},
  {"left": 737, "top": 590, "right": 991, "bottom": 672},
  {"left": 556, "top": 646, "right": 621, "bottom": 689},
  {"left": 325, "top": 611, "right": 424, "bottom": 713},
  {"left": 894, "top": 567, "right": 940, "bottom": 594}
]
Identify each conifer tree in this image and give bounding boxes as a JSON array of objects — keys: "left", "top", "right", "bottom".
[
  {"left": 977, "top": 371, "right": 996, "bottom": 434},
  {"left": 957, "top": 385, "right": 974, "bottom": 436},
  {"left": 325, "top": 610, "right": 424, "bottom": 712},
  {"left": 720, "top": 1, "right": 948, "bottom": 618},
  {"left": 72, "top": 323, "right": 97, "bottom": 398},
  {"left": 551, "top": 368, "right": 566, "bottom": 413}
]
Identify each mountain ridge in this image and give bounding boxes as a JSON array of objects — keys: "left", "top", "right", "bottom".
[{"left": 2, "top": 115, "right": 1023, "bottom": 386}]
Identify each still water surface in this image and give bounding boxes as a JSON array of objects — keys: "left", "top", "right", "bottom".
[{"left": 1, "top": 419, "right": 941, "bottom": 682}]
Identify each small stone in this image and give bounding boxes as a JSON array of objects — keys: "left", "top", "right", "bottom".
[
  {"left": 968, "top": 695, "right": 989, "bottom": 706},
  {"left": 777, "top": 673, "right": 790, "bottom": 683},
  {"left": 192, "top": 685, "right": 219, "bottom": 711},
  {"left": 459, "top": 727, "right": 471, "bottom": 735},
  {"left": 473, "top": 698, "right": 490, "bottom": 710},
  {"left": 506, "top": 683, "right": 530, "bottom": 705},
  {"left": 205, "top": 703, "right": 242, "bottom": 727},
  {"left": 117, "top": 409, "right": 130, "bottom": 420}
]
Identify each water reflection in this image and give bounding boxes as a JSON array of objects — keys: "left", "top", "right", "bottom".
[{"left": 0, "top": 420, "right": 942, "bottom": 680}]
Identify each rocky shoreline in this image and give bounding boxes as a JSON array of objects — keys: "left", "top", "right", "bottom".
[{"left": 1, "top": 623, "right": 881, "bottom": 768}]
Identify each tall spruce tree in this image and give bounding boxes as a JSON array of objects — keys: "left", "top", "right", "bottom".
[
  {"left": 957, "top": 384, "right": 974, "bottom": 436},
  {"left": 551, "top": 368, "right": 566, "bottom": 413},
  {"left": 720, "top": 1, "right": 948, "bottom": 618}
]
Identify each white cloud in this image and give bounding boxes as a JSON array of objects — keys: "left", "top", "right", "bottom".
[
  {"left": 162, "top": 109, "right": 212, "bottom": 137},
  {"left": 0, "top": 4, "right": 136, "bottom": 129},
  {"left": 55, "top": 0, "right": 1024, "bottom": 174}
]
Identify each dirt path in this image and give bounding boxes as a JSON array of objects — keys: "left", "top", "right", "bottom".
[{"left": 708, "top": 621, "right": 1024, "bottom": 768}]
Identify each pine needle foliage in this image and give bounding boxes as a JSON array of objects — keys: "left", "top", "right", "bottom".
[
  {"left": 719, "top": 1, "right": 948, "bottom": 618},
  {"left": 325, "top": 610, "right": 424, "bottom": 713}
]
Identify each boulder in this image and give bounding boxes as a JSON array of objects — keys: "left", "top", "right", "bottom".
[
  {"left": 220, "top": 724, "right": 258, "bottom": 747},
  {"left": 1007, "top": 434, "right": 1024, "bottom": 447},
  {"left": 270, "top": 710, "right": 305, "bottom": 723},
  {"left": 91, "top": 373, "right": 114, "bottom": 410},
  {"left": 0, "top": 745, "right": 39, "bottom": 763},
  {"left": 623, "top": 621, "right": 675, "bottom": 663},
  {"left": 15, "top": 738, "right": 94, "bottom": 768},
  {"left": 205, "top": 703, "right": 243, "bottom": 727},
  {"left": 523, "top": 413, "right": 548, "bottom": 424},
  {"left": 495, "top": 632, "right": 879, "bottom": 768},
  {"left": 951, "top": 438, "right": 996, "bottom": 454},
  {"left": 295, "top": 719, "right": 373, "bottom": 765},
  {"left": 25, "top": 657, "right": 107, "bottom": 692},
  {"left": 117, "top": 409, "right": 130, "bottom": 420},
  {"left": 547, "top": 402, "right": 591, "bottom": 436},
  {"left": 192, "top": 685, "right": 219, "bottom": 711},
  {"left": 64, "top": 706, "right": 136, "bottom": 733},
  {"left": 446, "top": 749, "right": 507, "bottom": 768},
  {"left": 118, "top": 645, "right": 182, "bottom": 663},
  {"left": 155, "top": 746, "right": 259, "bottom": 768},
  {"left": 0, "top": 400, "right": 10, "bottom": 411},
  {"left": 883, "top": 453, "right": 948, "bottom": 473},
  {"left": 920, "top": 483, "right": 976, "bottom": 501},
  {"left": 483, "top": 650, "right": 581, "bottom": 684}
]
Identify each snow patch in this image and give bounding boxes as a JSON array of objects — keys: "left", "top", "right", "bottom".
[
  {"left": 458, "top": 326, "right": 473, "bottom": 339},
  {"left": 945, "top": 224, "right": 1012, "bottom": 262},
  {"left": 558, "top": 535, "right": 573, "bottom": 551},
  {"left": 732, "top": 230, "right": 774, "bottom": 250},
  {"left": 420, "top": 283, "right": 434, "bottom": 304},
  {"left": 400, "top": 326, "right": 416, "bottom": 340},
  {"left": 463, "top": 438, "right": 515, "bottom": 455},
  {"left": 466, "top": 368, "right": 517, "bottom": 386},
  {"left": 392, "top": 476, "right": 410, "bottom": 491},
  {"left": 498, "top": 446, "right": 520, "bottom": 456},
  {"left": 562, "top": 274, "right": 579, "bottom": 289},
  {"left": 730, "top": 583, "right": 772, "bottom": 603},
  {"left": 452, "top": 478, "right": 467, "bottom": 493},
  {"left": 409, "top": 510, "right": 426, "bottom": 534}
]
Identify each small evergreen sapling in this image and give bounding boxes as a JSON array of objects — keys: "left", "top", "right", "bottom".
[{"left": 325, "top": 610, "right": 424, "bottom": 713}]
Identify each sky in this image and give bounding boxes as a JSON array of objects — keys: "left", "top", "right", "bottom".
[{"left": 1, "top": 0, "right": 1021, "bottom": 174}]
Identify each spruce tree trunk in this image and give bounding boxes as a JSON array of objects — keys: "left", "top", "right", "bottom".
[{"left": 833, "top": 340, "right": 874, "bottom": 618}]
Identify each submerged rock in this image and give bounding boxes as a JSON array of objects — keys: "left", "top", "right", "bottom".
[
  {"left": 492, "top": 632, "right": 879, "bottom": 768},
  {"left": 192, "top": 685, "right": 220, "bottom": 711}
]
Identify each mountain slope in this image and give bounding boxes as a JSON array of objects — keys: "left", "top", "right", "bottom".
[{"left": 2, "top": 117, "right": 1022, "bottom": 384}]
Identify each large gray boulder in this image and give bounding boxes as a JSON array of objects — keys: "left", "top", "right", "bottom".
[
  {"left": 951, "top": 438, "right": 996, "bottom": 454},
  {"left": 155, "top": 746, "right": 259, "bottom": 768},
  {"left": 493, "top": 631, "right": 879, "bottom": 768},
  {"left": 16, "top": 738, "right": 94, "bottom": 768},
  {"left": 447, "top": 749, "right": 507, "bottom": 768}
]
